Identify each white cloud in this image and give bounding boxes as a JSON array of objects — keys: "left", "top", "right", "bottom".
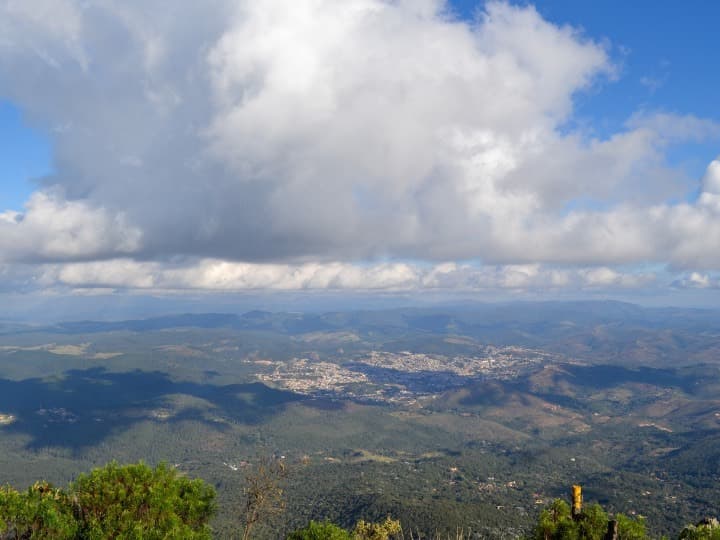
[
  {"left": 688, "top": 272, "right": 711, "bottom": 288},
  {"left": 0, "top": 0, "right": 87, "bottom": 68},
  {"left": 704, "top": 160, "right": 720, "bottom": 193},
  {"left": 698, "top": 159, "right": 720, "bottom": 213},
  {"left": 0, "top": 191, "right": 141, "bottom": 262},
  {"left": 41, "top": 259, "right": 422, "bottom": 291},
  {"left": 0, "top": 0, "right": 719, "bottom": 295},
  {"left": 672, "top": 272, "right": 720, "bottom": 290},
  {"left": 30, "top": 258, "right": 655, "bottom": 293}
]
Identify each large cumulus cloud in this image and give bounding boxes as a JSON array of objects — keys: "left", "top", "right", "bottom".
[{"left": 1, "top": 0, "right": 719, "bottom": 294}]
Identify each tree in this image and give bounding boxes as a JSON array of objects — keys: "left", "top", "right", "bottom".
[
  {"left": 0, "top": 462, "right": 215, "bottom": 540},
  {"left": 535, "top": 499, "right": 575, "bottom": 540},
  {"left": 71, "top": 461, "right": 215, "bottom": 540},
  {"left": 241, "top": 456, "right": 288, "bottom": 540},
  {"left": 679, "top": 519, "right": 720, "bottom": 540},
  {"left": 615, "top": 513, "right": 647, "bottom": 540},
  {"left": 532, "top": 499, "right": 646, "bottom": 540},
  {"left": 351, "top": 517, "right": 402, "bottom": 540},
  {"left": 287, "top": 518, "right": 402, "bottom": 540},
  {"left": 577, "top": 504, "right": 609, "bottom": 540},
  {"left": 287, "top": 520, "right": 352, "bottom": 540},
  {"left": 0, "top": 481, "right": 77, "bottom": 539}
]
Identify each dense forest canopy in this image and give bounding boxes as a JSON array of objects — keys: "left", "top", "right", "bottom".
[{"left": 2, "top": 461, "right": 719, "bottom": 540}]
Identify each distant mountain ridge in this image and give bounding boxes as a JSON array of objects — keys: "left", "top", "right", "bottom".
[
  {"left": 36, "top": 300, "right": 718, "bottom": 334},
  {"left": 23, "top": 300, "right": 720, "bottom": 332},
  {"left": 10, "top": 301, "right": 710, "bottom": 369}
]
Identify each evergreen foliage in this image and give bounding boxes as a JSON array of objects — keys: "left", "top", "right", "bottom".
[
  {"left": 0, "top": 462, "right": 215, "bottom": 539},
  {"left": 351, "top": 517, "right": 402, "bottom": 540},
  {"left": 287, "top": 517, "right": 402, "bottom": 540},
  {"left": 287, "top": 520, "right": 352, "bottom": 540},
  {"left": 0, "top": 481, "right": 77, "bottom": 539},
  {"left": 533, "top": 499, "right": 648, "bottom": 540},
  {"left": 679, "top": 519, "right": 720, "bottom": 540}
]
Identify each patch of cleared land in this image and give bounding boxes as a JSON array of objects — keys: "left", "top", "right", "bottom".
[
  {"left": 0, "top": 343, "right": 121, "bottom": 359},
  {"left": 92, "top": 352, "right": 123, "bottom": 359}
]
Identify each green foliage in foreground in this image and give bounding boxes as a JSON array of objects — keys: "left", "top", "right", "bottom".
[
  {"left": 287, "top": 501, "right": 651, "bottom": 540},
  {"left": 0, "top": 481, "right": 78, "bottom": 539},
  {"left": 287, "top": 520, "right": 352, "bottom": 540},
  {"left": 5, "top": 460, "right": 720, "bottom": 540},
  {"left": 679, "top": 519, "right": 720, "bottom": 540},
  {"left": 533, "top": 499, "right": 647, "bottom": 540},
  {"left": 287, "top": 517, "right": 402, "bottom": 540},
  {"left": 0, "top": 462, "right": 216, "bottom": 539}
]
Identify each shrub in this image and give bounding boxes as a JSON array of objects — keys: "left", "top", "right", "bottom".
[
  {"left": 0, "top": 482, "right": 77, "bottom": 539},
  {"left": 287, "top": 520, "right": 352, "bottom": 540},
  {"left": 0, "top": 462, "right": 216, "bottom": 540}
]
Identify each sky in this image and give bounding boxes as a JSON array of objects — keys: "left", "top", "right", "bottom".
[{"left": 1, "top": 0, "right": 720, "bottom": 319}]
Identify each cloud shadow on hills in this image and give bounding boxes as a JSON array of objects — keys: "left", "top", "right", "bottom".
[
  {"left": 445, "top": 363, "right": 701, "bottom": 411},
  {"left": 345, "top": 362, "right": 469, "bottom": 394},
  {"left": 0, "top": 366, "right": 314, "bottom": 450},
  {"left": 553, "top": 364, "right": 698, "bottom": 392}
]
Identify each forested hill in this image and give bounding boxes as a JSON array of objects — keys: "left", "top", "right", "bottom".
[{"left": 4, "top": 304, "right": 720, "bottom": 537}]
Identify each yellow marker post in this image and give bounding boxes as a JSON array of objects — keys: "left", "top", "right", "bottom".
[{"left": 571, "top": 485, "right": 583, "bottom": 519}]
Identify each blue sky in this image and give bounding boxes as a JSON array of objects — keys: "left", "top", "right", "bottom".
[
  {"left": 462, "top": 0, "right": 720, "bottom": 180},
  {"left": 453, "top": 1, "right": 720, "bottom": 122},
  {"left": 1, "top": 0, "right": 720, "bottom": 314},
  {"left": 0, "top": 101, "right": 52, "bottom": 211}
]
